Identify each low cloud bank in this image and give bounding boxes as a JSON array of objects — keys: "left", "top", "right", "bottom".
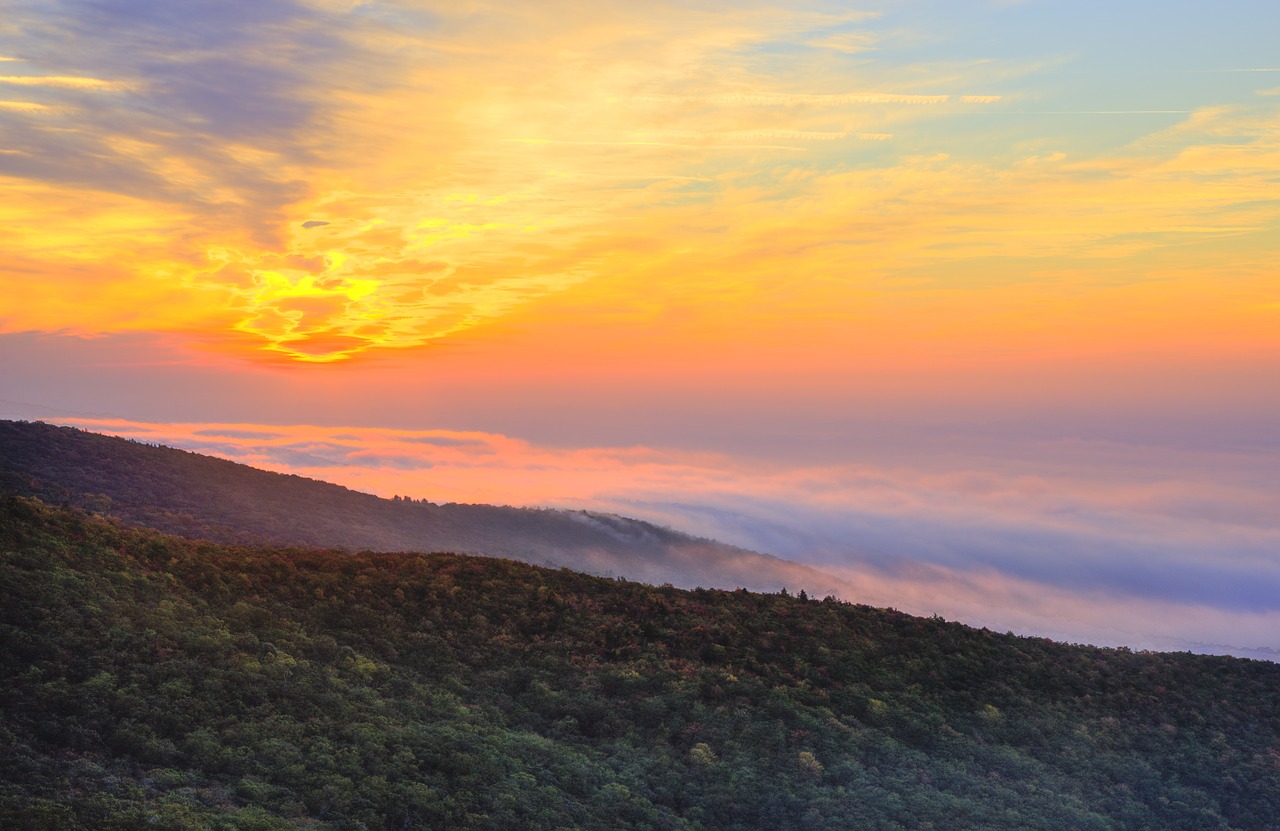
[{"left": 44, "top": 416, "right": 1280, "bottom": 658}]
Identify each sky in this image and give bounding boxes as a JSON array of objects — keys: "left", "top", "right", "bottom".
[{"left": 2, "top": 0, "right": 1278, "bottom": 656}]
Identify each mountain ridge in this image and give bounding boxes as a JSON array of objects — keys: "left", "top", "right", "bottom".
[{"left": 0, "top": 418, "right": 843, "bottom": 596}]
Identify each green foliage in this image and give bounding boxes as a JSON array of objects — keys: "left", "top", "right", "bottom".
[{"left": 2, "top": 496, "right": 1279, "bottom": 830}]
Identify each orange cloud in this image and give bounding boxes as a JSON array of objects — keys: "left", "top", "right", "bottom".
[
  {"left": 630, "top": 92, "right": 953, "bottom": 105},
  {"left": 0, "top": 74, "right": 133, "bottom": 91},
  {"left": 0, "top": 101, "right": 53, "bottom": 113}
]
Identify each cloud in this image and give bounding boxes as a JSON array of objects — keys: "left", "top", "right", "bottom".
[
  {"left": 192, "top": 427, "right": 287, "bottom": 440},
  {"left": 801, "top": 31, "right": 877, "bottom": 54},
  {"left": 815, "top": 561, "right": 1280, "bottom": 660},
  {"left": 630, "top": 92, "right": 952, "bottom": 105},
  {"left": 0, "top": 101, "right": 53, "bottom": 113},
  {"left": 639, "top": 129, "right": 868, "bottom": 142},
  {"left": 0, "top": 75, "right": 133, "bottom": 91},
  {"left": 0, "top": 0, "right": 403, "bottom": 243},
  {"left": 505, "top": 137, "right": 813, "bottom": 151},
  {"left": 400, "top": 435, "right": 495, "bottom": 449},
  {"left": 624, "top": 490, "right": 1280, "bottom": 612}
]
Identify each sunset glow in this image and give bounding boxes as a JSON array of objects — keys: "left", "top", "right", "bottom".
[{"left": 3, "top": 1, "right": 1278, "bottom": 654}]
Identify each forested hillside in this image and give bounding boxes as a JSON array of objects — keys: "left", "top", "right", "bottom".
[
  {"left": 3, "top": 497, "right": 1278, "bottom": 830},
  {"left": 0, "top": 420, "right": 829, "bottom": 594}
]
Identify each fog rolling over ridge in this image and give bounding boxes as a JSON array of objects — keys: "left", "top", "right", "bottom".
[
  {"left": 0, "top": 420, "right": 849, "bottom": 599},
  {"left": 4, "top": 417, "right": 1279, "bottom": 660}
]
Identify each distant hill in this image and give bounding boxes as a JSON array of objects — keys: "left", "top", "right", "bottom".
[
  {"left": 0, "top": 419, "right": 840, "bottom": 594},
  {"left": 3, "top": 497, "right": 1278, "bottom": 830}
]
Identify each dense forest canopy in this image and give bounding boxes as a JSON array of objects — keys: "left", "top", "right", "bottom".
[{"left": 2, "top": 497, "right": 1278, "bottom": 830}]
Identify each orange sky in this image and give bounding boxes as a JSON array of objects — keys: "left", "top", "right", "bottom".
[{"left": 2, "top": 2, "right": 1277, "bottom": 370}]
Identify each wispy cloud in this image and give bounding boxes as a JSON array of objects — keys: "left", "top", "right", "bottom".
[
  {"left": 0, "top": 74, "right": 133, "bottom": 90},
  {"left": 640, "top": 129, "right": 854, "bottom": 141},
  {"left": 0, "top": 101, "right": 53, "bottom": 113},
  {"left": 630, "top": 92, "right": 953, "bottom": 105},
  {"left": 0, "top": 0, "right": 375, "bottom": 231},
  {"left": 801, "top": 31, "right": 876, "bottom": 54}
]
